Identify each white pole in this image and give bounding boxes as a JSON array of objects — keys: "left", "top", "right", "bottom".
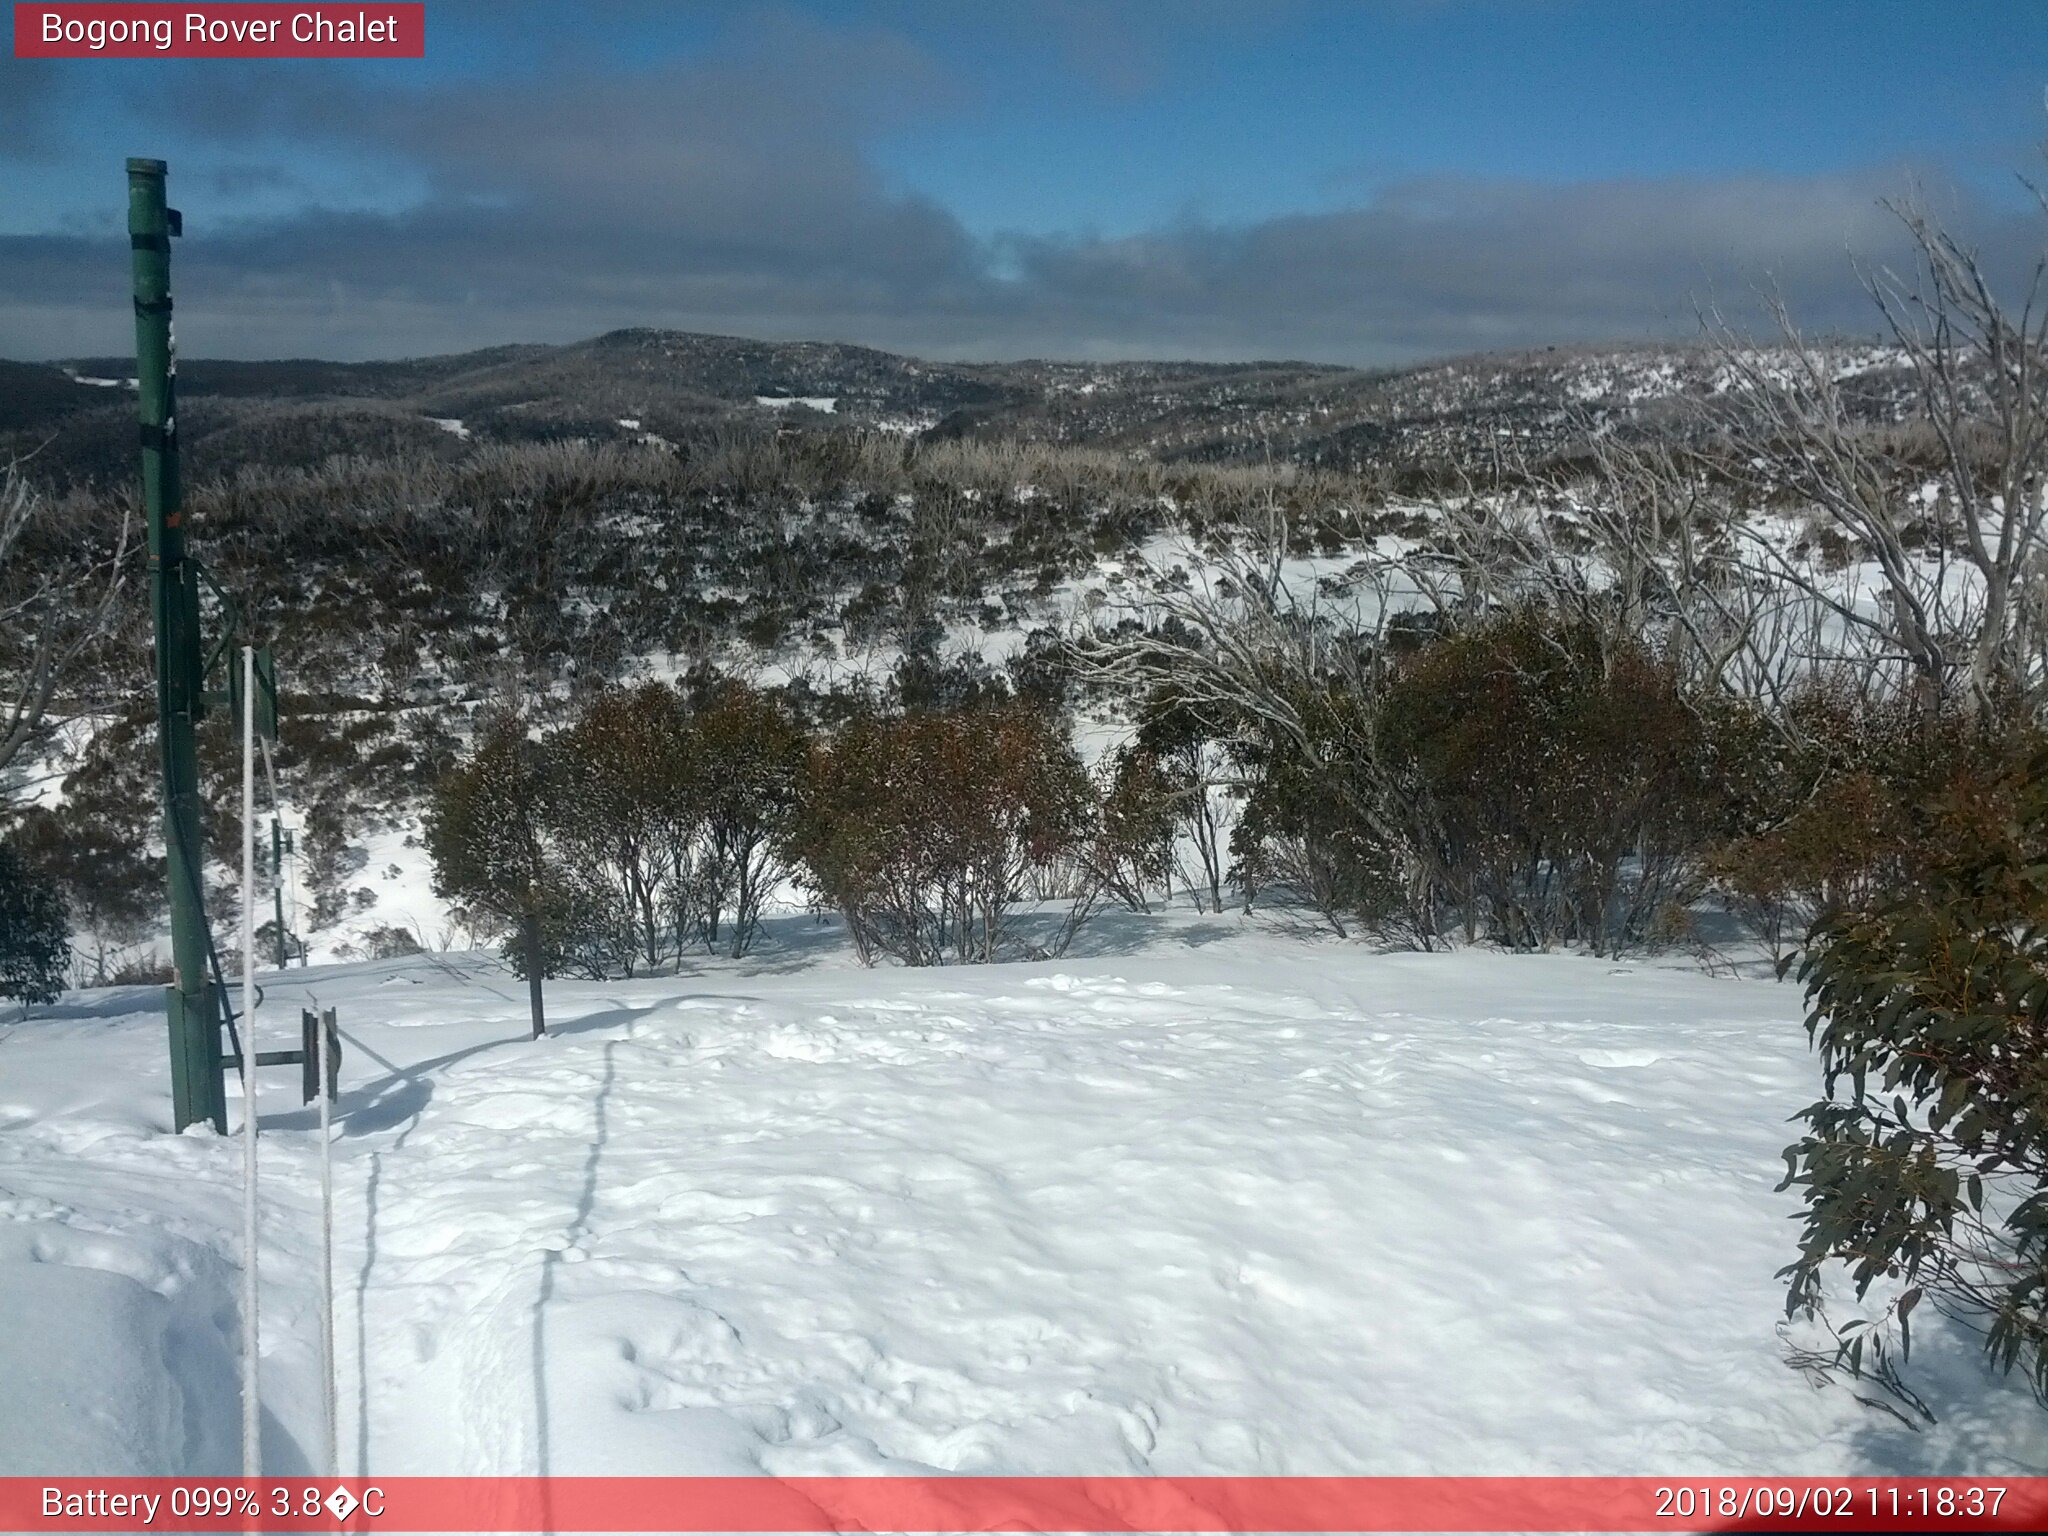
[
  {"left": 318, "top": 1013, "right": 337, "bottom": 1475},
  {"left": 240, "top": 645, "right": 261, "bottom": 1478}
]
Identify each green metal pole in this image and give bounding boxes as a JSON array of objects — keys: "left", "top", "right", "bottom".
[{"left": 130, "top": 158, "right": 225, "bottom": 1134}]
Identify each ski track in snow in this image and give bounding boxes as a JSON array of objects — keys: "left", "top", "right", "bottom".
[{"left": 3, "top": 915, "right": 2043, "bottom": 1477}]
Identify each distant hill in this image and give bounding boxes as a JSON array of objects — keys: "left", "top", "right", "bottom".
[
  {"left": 2, "top": 328, "right": 1916, "bottom": 486},
  {"left": 0, "top": 359, "right": 121, "bottom": 435},
  {"left": 62, "top": 345, "right": 550, "bottom": 403}
]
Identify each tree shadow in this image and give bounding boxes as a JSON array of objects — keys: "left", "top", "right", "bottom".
[
  {"left": 331, "top": 1027, "right": 543, "bottom": 1135},
  {"left": 1056, "top": 914, "right": 1242, "bottom": 957},
  {"left": 4, "top": 985, "right": 160, "bottom": 1024},
  {"left": 1826, "top": 1309, "right": 2048, "bottom": 1474},
  {"left": 546, "top": 1002, "right": 663, "bottom": 1041}
]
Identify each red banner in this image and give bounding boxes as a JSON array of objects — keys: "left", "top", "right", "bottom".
[
  {"left": 13, "top": 4, "right": 424, "bottom": 58},
  {"left": 2, "top": 1477, "right": 2043, "bottom": 1533}
]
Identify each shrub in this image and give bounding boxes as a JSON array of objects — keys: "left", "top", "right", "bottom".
[
  {"left": 359, "top": 923, "right": 424, "bottom": 961},
  {"left": 1216, "top": 612, "right": 1735, "bottom": 951},
  {"left": 793, "top": 703, "right": 1094, "bottom": 964},
  {"left": 0, "top": 840, "right": 70, "bottom": 1007},
  {"left": 1373, "top": 613, "right": 1730, "bottom": 953},
  {"left": 1090, "top": 748, "right": 1178, "bottom": 913},
  {"left": 1708, "top": 700, "right": 2045, "bottom": 964},
  {"left": 542, "top": 679, "right": 812, "bottom": 967},
  {"left": 1231, "top": 707, "right": 1409, "bottom": 940},
  {"left": 1134, "top": 686, "right": 1240, "bottom": 913},
  {"left": 109, "top": 953, "right": 174, "bottom": 986},
  {"left": 1780, "top": 746, "right": 2048, "bottom": 1421},
  {"left": 6, "top": 804, "right": 163, "bottom": 985}
]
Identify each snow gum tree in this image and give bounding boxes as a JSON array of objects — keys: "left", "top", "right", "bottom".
[
  {"left": 424, "top": 712, "right": 562, "bottom": 1037},
  {"left": 541, "top": 680, "right": 810, "bottom": 967}
]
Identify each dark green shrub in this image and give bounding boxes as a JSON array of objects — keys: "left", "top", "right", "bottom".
[
  {"left": 1374, "top": 612, "right": 1729, "bottom": 953},
  {"left": 1231, "top": 705, "right": 1409, "bottom": 941},
  {"left": 0, "top": 840, "right": 70, "bottom": 1006},
  {"left": 7, "top": 803, "right": 163, "bottom": 984},
  {"left": 1091, "top": 748, "right": 1178, "bottom": 913}
]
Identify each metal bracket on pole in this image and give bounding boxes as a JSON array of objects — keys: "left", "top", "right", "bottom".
[{"left": 220, "top": 1010, "right": 340, "bottom": 1107}]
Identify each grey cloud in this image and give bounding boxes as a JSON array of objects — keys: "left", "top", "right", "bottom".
[
  {"left": 3, "top": 167, "right": 2027, "bottom": 364},
  {"left": 0, "top": 33, "right": 2035, "bottom": 365},
  {"left": 995, "top": 171, "right": 2036, "bottom": 362}
]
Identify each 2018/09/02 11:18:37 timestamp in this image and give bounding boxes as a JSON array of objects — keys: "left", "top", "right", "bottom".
[{"left": 1652, "top": 1483, "right": 2010, "bottom": 1523}]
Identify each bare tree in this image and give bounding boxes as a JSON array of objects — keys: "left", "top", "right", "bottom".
[
  {"left": 1695, "top": 178, "right": 2048, "bottom": 723},
  {"left": 1550, "top": 435, "right": 1844, "bottom": 723},
  {"left": 0, "top": 463, "right": 131, "bottom": 789},
  {"left": 1070, "top": 503, "right": 1449, "bottom": 939}
]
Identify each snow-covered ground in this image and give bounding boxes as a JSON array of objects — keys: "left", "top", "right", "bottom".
[{"left": 3, "top": 912, "right": 2043, "bottom": 1478}]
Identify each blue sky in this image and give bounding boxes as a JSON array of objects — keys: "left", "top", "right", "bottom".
[
  {"left": 2, "top": 1, "right": 2043, "bottom": 361},
  {"left": 865, "top": 0, "right": 2043, "bottom": 235}
]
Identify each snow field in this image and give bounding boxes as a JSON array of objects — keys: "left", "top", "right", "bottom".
[{"left": 2, "top": 915, "right": 2043, "bottom": 1480}]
